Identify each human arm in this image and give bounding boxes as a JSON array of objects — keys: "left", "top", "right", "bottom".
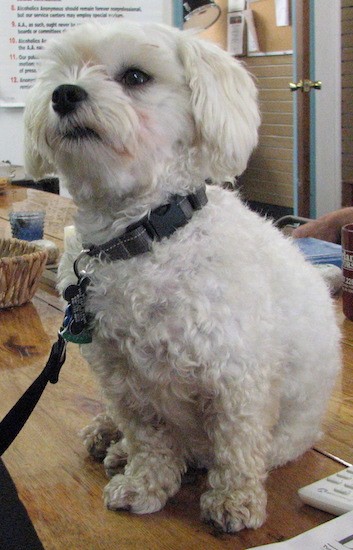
[{"left": 292, "top": 207, "right": 353, "bottom": 244}]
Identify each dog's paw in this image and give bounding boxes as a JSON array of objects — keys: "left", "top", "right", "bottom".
[
  {"left": 79, "top": 413, "right": 122, "bottom": 461},
  {"left": 103, "top": 440, "right": 128, "bottom": 478},
  {"left": 104, "top": 474, "right": 167, "bottom": 514},
  {"left": 200, "top": 485, "right": 267, "bottom": 533}
]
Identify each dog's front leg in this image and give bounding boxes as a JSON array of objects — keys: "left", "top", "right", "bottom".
[
  {"left": 103, "top": 422, "right": 186, "bottom": 514},
  {"left": 200, "top": 386, "right": 270, "bottom": 533}
]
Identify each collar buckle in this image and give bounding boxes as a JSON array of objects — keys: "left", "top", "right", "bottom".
[{"left": 140, "top": 187, "right": 208, "bottom": 241}]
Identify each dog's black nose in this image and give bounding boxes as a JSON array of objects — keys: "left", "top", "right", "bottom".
[{"left": 52, "top": 84, "right": 88, "bottom": 116}]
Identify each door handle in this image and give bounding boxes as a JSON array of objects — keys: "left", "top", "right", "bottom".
[
  {"left": 289, "top": 80, "right": 303, "bottom": 91},
  {"left": 289, "top": 79, "right": 322, "bottom": 92}
]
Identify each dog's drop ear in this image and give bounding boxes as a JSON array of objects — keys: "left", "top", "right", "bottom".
[
  {"left": 23, "top": 97, "right": 56, "bottom": 180},
  {"left": 178, "top": 35, "right": 260, "bottom": 179},
  {"left": 24, "top": 138, "right": 55, "bottom": 181}
]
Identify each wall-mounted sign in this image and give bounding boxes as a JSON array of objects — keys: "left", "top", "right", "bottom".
[{"left": 0, "top": 1, "right": 174, "bottom": 106}]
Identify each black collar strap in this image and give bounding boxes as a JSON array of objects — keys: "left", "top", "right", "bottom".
[{"left": 84, "top": 186, "right": 208, "bottom": 262}]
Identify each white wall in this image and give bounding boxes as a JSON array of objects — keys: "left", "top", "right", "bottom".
[
  {"left": 0, "top": 108, "right": 25, "bottom": 165},
  {"left": 312, "top": 0, "right": 341, "bottom": 217}
]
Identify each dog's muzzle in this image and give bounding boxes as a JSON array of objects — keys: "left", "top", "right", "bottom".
[
  {"left": 52, "top": 84, "right": 88, "bottom": 116},
  {"left": 52, "top": 84, "right": 100, "bottom": 141}
]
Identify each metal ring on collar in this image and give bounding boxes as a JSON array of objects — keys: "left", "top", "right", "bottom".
[{"left": 73, "top": 249, "right": 90, "bottom": 278}]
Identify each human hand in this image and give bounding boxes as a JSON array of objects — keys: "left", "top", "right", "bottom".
[{"left": 292, "top": 208, "right": 353, "bottom": 244}]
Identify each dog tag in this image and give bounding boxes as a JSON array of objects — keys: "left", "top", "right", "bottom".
[{"left": 60, "top": 276, "right": 92, "bottom": 344}]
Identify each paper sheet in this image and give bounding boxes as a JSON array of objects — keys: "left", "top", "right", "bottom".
[
  {"left": 0, "top": 0, "right": 172, "bottom": 106},
  {"left": 227, "top": 11, "right": 246, "bottom": 56},
  {"left": 245, "top": 8, "right": 260, "bottom": 53},
  {"left": 275, "top": 0, "right": 290, "bottom": 27},
  {"left": 247, "top": 510, "right": 353, "bottom": 550},
  {"left": 228, "top": 0, "right": 246, "bottom": 10}
]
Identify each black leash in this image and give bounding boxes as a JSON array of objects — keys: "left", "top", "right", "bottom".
[
  {"left": 0, "top": 267, "right": 91, "bottom": 456},
  {"left": 0, "top": 334, "right": 67, "bottom": 457}
]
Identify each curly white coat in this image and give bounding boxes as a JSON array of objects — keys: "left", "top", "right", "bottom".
[{"left": 24, "top": 21, "right": 341, "bottom": 533}]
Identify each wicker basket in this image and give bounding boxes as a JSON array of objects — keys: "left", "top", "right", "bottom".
[{"left": 0, "top": 238, "right": 48, "bottom": 309}]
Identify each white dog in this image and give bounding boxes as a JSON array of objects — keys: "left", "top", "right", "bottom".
[{"left": 24, "top": 21, "right": 341, "bottom": 532}]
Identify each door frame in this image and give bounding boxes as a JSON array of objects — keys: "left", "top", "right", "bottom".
[
  {"left": 293, "top": 0, "right": 310, "bottom": 217},
  {"left": 293, "top": 0, "right": 341, "bottom": 218}
]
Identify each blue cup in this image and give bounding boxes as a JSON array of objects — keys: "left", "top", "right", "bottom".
[{"left": 10, "top": 211, "right": 45, "bottom": 241}]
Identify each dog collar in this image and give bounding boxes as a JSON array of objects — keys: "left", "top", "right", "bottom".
[
  {"left": 63, "top": 187, "right": 207, "bottom": 345},
  {"left": 81, "top": 186, "right": 208, "bottom": 263}
]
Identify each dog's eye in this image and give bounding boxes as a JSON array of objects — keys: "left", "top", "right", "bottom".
[{"left": 121, "top": 68, "right": 151, "bottom": 87}]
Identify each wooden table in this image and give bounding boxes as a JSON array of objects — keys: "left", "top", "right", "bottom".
[{"left": 1, "top": 187, "right": 352, "bottom": 550}]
